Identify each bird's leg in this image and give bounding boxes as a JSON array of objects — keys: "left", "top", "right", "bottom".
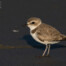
[
  {"left": 42, "top": 45, "right": 48, "bottom": 56},
  {"left": 46, "top": 44, "right": 51, "bottom": 56}
]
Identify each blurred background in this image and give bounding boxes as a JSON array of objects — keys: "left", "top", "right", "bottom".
[{"left": 0, "top": 0, "right": 66, "bottom": 66}]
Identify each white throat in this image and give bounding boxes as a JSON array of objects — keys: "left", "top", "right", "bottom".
[
  {"left": 29, "top": 26, "right": 37, "bottom": 30},
  {"left": 28, "top": 22, "right": 41, "bottom": 30}
]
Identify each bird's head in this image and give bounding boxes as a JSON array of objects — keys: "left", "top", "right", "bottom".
[{"left": 27, "top": 17, "right": 42, "bottom": 30}]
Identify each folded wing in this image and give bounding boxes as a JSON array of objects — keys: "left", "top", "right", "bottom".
[{"left": 36, "top": 23, "right": 64, "bottom": 41}]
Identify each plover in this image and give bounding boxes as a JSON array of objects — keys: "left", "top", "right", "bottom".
[{"left": 27, "top": 17, "right": 66, "bottom": 56}]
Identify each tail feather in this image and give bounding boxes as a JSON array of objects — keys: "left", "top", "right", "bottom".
[{"left": 61, "top": 35, "right": 66, "bottom": 41}]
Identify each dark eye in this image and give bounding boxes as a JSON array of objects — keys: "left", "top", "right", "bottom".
[{"left": 31, "top": 22, "right": 35, "bottom": 24}]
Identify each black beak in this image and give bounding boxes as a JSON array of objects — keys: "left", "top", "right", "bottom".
[{"left": 22, "top": 24, "right": 27, "bottom": 27}]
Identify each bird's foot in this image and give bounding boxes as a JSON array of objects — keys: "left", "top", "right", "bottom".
[
  {"left": 35, "top": 56, "right": 45, "bottom": 58},
  {"left": 45, "top": 54, "right": 50, "bottom": 57},
  {"left": 35, "top": 54, "right": 50, "bottom": 58}
]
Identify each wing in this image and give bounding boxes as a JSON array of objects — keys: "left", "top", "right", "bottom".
[{"left": 36, "top": 23, "right": 63, "bottom": 41}]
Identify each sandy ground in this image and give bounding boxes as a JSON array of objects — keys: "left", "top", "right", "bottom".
[{"left": 0, "top": 33, "right": 66, "bottom": 66}]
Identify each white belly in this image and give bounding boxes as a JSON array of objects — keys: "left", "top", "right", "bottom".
[{"left": 30, "top": 32, "right": 59, "bottom": 45}]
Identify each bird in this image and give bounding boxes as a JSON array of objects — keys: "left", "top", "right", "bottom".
[{"left": 26, "top": 17, "right": 66, "bottom": 56}]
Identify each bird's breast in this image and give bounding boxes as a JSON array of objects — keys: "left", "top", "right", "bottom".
[{"left": 30, "top": 32, "right": 40, "bottom": 42}]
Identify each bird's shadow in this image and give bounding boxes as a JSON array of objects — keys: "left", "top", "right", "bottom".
[{"left": 20, "top": 35, "right": 66, "bottom": 50}]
